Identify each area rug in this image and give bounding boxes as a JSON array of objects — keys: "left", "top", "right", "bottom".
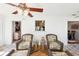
[
  {"left": 10, "top": 50, "right": 29, "bottom": 56},
  {"left": 51, "top": 51, "right": 72, "bottom": 56}
]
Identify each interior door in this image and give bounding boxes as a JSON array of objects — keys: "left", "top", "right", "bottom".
[{"left": 12, "top": 21, "right": 21, "bottom": 42}]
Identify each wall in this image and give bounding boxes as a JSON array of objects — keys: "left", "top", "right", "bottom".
[
  {"left": 0, "top": 3, "right": 71, "bottom": 45},
  {"left": 0, "top": 14, "right": 5, "bottom": 45},
  {"left": 0, "top": 15, "right": 3, "bottom": 44},
  {"left": 3, "top": 13, "right": 68, "bottom": 45},
  {"left": 1, "top": 3, "right": 79, "bottom": 45}
]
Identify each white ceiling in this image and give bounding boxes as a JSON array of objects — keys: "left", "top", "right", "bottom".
[{"left": 1, "top": 3, "right": 79, "bottom": 18}]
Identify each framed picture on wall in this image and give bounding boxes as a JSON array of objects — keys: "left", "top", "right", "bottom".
[
  {"left": 35, "top": 20, "right": 45, "bottom": 31},
  {"left": 12, "top": 21, "right": 21, "bottom": 42}
]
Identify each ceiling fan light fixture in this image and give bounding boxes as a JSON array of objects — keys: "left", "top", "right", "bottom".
[
  {"left": 17, "top": 8, "right": 22, "bottom": 13},
  {"left": 23, "top": 10, "right": 29, "bottom": 15},
  {"left": 7, "top": 3, "right": 43, "bottom": 17}
]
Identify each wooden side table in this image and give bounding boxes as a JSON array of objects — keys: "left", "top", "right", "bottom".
[
  {"left": 32, "top": 40, "right": 39, "bottom": 52},
  {"left": 40, "top": 37, "right": 47, "bottom": 51},
  {"left": 32, "top": 44, "right": 39, "bottom": 51},
  {"left": 32, "top": 43, "right": 47, "bottom": 51},
  {"left": 31, "top": 44, "right": 48, "bottom": 56},
  {"left": 32, "top": 43, "right": 46, "bottom": 52},
  {"left": 31, "top": 37, "right": 48, "bottom": 55}
]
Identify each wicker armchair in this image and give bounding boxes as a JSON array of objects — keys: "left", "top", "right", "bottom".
[
  {"left": 46, "top": 34, "right": 63, "bottom": 51},
  {"left": 16, "top": 34, "right": 33, "bottom": 50}
]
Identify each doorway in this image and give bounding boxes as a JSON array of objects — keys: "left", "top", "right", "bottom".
[
  {"left": 68, "top": 21, "right": 79, "bottom": 44},
  {"left": 12, "top": 21, "right": 21, "bottom": 42}
]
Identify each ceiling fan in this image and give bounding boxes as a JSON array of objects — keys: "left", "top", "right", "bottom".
[{"left": 6, "top": 3, "right": 43, "bottom": 17}]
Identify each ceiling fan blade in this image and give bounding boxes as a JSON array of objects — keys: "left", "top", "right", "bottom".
[
  {"left": 6, "top": 3, "right": 17, "bottom": 7},
  {"left": 28, "top": 12, "right": 33, "bottom": 17},
  {"left": 29, "top": 7, "right": 43, "bottom": 12},
  {"left": 12, "top": 10, "right": 18, "bottom": 14}
]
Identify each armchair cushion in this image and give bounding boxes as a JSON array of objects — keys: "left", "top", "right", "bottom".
[
  {"left": 47, "top": 35, "right": 57, "bottom": 42},
  {"left": 22, "top": 35, "right": 32, "bottom": 42},
  {"left": 18, "top": 41, "right": 30, "bottom": 49},
  {"left": 49, "top": 42, "right": 61, "bottom": 50}
]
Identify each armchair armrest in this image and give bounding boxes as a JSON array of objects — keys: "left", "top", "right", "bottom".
[
  {"left": 16, "top": 39, "right": 23, "bottom": 44},
  {"left": 16, "top": 39, "right": 23, "bottom": 50},
  {"left": 57, "top": 41, "right": 63, "bottom": 45},
  {"left": 57, "top": 41, "right": 64, "bottom": 51}
]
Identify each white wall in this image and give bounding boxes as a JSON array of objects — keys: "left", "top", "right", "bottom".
[
  {"left": 0, "top": 14, "right": 5, "bottom": 44},
  {"left": 0, "top": 16, "right": 3, "bottom": 44},
  {"left": 3, "top": 13, "right": 68, "bottom": 45},
  {"left": 1, "top": 3, "right": 75, "bottom": 45},
  {"left": 1, "top": 3, "right": 79, "bottom": 45},
  {"left": 4, "top": 14, "right": 23, "bottom": 45}
]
